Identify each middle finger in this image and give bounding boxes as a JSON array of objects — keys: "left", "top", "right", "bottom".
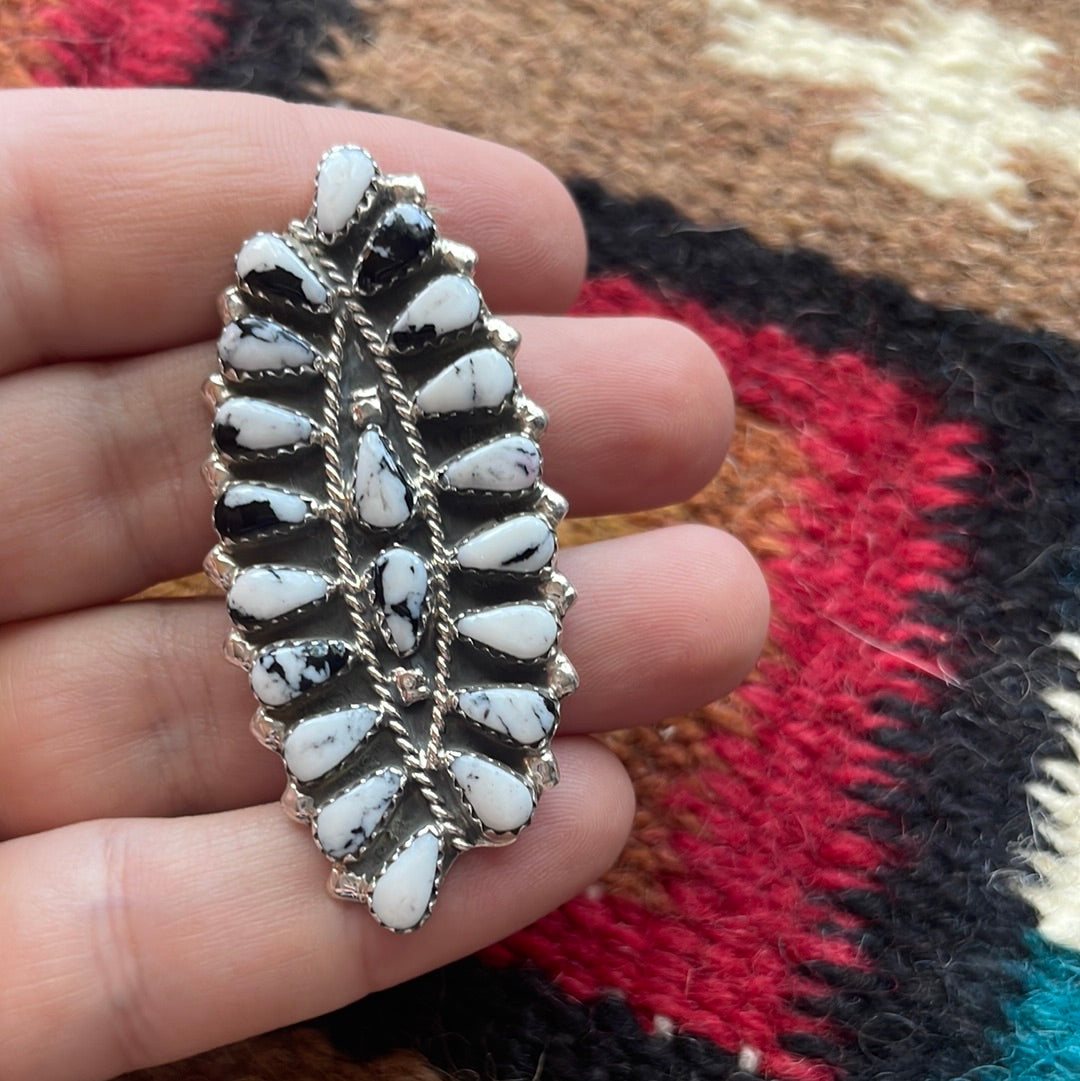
[
  {"left": 0, "top": 316, "right": 731, "bottom": 623},
  {"left": 0, "top": 526, "right": 767, "bottom": 836}
]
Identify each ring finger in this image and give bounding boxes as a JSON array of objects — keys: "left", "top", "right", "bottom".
[
  {"left": 0, "top": 738, "right": 634, "bottom": 1081},
  {"left": 0, "top": 526, "right": 768, "bottom": 836},
  {"left": 0, "top": 315, "right": 732, "bottom": 622}
]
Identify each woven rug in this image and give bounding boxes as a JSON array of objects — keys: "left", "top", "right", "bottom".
[{"left": 7, "top": 1, "right": 1080, "bottom": 1077}]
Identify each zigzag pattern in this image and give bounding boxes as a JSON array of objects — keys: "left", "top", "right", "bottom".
[{"left": 6, "top": 2, "right": 1080, "bottom": 1078}]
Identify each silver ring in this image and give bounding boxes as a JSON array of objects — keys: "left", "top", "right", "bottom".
[{"left": 202, "top": 147, "right": 575, "bottom": 932}]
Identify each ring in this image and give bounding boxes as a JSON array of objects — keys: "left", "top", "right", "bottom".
[{"left": 202, "top": 146, "right": 576, "bottom": 932}]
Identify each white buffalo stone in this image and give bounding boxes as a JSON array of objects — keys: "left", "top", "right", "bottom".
[
  {"left": 390, "top": 276, "right": 481, "bottom": 341},
  {"left": 250, "top": 642, "right": 348, "bottom": 707},
  {"left": 236, "top": 234, "right": 328, "bottom": 308},
  {"left": 456, "top": 604, "right": 558, "bottom": 661},
  {"left": 456, "top": 516, "right": 555, "bottom": 574},
  {"left": 415, "top": 348, "right": 515, "bottom": 415},
  {"left": 374, "top": 548, "right": 428, "bottom": 655},
  {"left": 370, "top": 831, "right": 441, "bottom": 931},
  {"left": 218, "top": 319, "right": 318, "bottom": 374},
  {"left": 227, "top": 566, "right": 329, "bottom": 623},
  {"left": 456, "top": 687, "right": 557, "bottom": 744},
  {"left": 215, "top": 398, "right": 313, "bottom": 453},
  {"left": 441, "top": 435, "right": 541, "bottom": 493},
  {"left": 315, "top": 769, "right": 404, "bottom": 859},
  {"left": 353, "top": 428, "right": 412, "bottom": 529},
  {"left": 283, "top": 706, "right": 379, "bottom": 782},
  {"left": 450, "top": 754, "right": 535, "bottom": 833},
  {"left": 316, "top": 146, "right": 377, "bottom": 235},
  {"left": 215, "top": 484, "right": 309, "bottom": 540}
]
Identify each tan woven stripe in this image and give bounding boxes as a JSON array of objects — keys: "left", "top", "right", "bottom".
[
  {"left": 327, "top": 0, "right": 1080, "bottom": 338},
  {"left": 785, "top": 0, "right": 899, "bottom": 32}
]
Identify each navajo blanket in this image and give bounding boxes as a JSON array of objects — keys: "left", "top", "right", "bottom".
[{"left": 5, "top": 1, "right": 1080, "bottom": 1078}]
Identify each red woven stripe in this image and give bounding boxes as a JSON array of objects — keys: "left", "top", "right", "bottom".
[
  {"left": 489, "top": 277, "right": 981, "bottom": 1081},
  {"left": 30, "top": 0, "right": 228, "bottom": 86}
]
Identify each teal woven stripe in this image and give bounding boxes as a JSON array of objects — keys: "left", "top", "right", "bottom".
[{"left": 957, "top": 932, "right": 1080, "bottom": 1080}]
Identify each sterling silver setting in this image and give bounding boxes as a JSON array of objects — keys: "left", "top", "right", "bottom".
[{"left": 203, "top": 147, "right": 575, "bottom": 932}]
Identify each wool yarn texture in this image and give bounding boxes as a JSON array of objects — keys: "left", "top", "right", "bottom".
[{"left": 7, "top": 1, "right": 1080, "bottom": 1078}]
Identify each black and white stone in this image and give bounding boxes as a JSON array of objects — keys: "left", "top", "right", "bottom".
[
  {"left": 283, "top": 706, "right": 380, "bottom": 783},
  {"left": 353, "top": 427, "right": 413, "bottom": 529},
  {"left": 456, "top": 687, "right": 557, "bottom": 744},
  {"left": 315, "top": 146, "right": 377, "bottom": 236},
  {"left": 213, "top": 398, "right": 314, "bottom": 456},
  {"left": 370, "top": 830, "right": 440, "bottom": 931},
  {"left": 213, "top": 147, "right": 573, "bottom": 931},
  {"left": 455, "top": 515, "right": 555, "bottom": 574},
  {"left": 218, "top": 318, "right": 319, "bottom": 375},
  {"left": 414, "top": 348, "right": 515, "bottom": 416},
  {"left": 440, "top": 435, "right": 541, "bottom": 494},
  {"left": 227, "top": 565, "right": 330, "bottom": 625},
  {"left": 213, "top": 483, "right": 310, "bottom": 541},
  {"left": 237, "top": 234, "right": 329, "bottom": 309},
  {"left": 450, "top": 753, "right": 535, "bottom": 834},
  {"left": 389, "top": 275, "right": 481, "bottom": 350},
  {"left": 315, "top": 768, "right": 405, "bottom": 860},
  {"left": 373, "top": 547, "right": 429, "bottom": 656},
  {"left": 455, "top": 603, "right": 559, "bottom": 661},
  {"left": 356, "top": 203, "right": 436, "bottom": 293},
  {"left": 250, "top": 640, "right": 351, "bottom": 708}
]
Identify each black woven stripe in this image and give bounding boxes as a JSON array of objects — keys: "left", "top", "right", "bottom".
[
  {"left": 322, "top": 957, "right": 759, "bottom": 1081},
  {"left": 569, "top": 179, "right": 1080, "bottom": 1079},
  {"left": 194, "top": 0, "right": 363, "bottom": 101}
]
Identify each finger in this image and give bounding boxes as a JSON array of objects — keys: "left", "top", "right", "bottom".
[
  {"left": 0, "top": 526, "right": 766, "bottom": 835},
  {"left": 0, "top": 88, "right": 585, "bottom": 374},
  {"left": 0, "top": 737, "right": 632, "bottom": 1081},
  {"left": 0, "top": 317, "right": 731, "bottom": 621}
]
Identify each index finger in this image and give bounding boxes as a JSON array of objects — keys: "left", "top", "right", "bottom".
[{"left": 0, "top": 89, "right": 586, "bottom": 373}]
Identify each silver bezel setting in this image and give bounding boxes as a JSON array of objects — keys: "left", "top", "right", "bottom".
[{"left": 205, "top": 146, "right": 575, "bottom": 932}]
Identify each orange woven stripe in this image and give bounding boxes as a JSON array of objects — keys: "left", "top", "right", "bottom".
[
  {"left": 0, "top": 0, "right": 63, "bottom": 86},
  {"left": 564, "top": 404, "right": 804, "bottom": 909}
]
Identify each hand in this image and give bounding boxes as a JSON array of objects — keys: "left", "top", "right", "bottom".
[{"left": 0, "top": 89, "right": 769, "bottom": 1080}]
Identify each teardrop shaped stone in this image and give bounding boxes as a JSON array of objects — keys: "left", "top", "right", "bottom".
[
  {"left": 316, "top": 768, "right": 404, "bottom": 860},
  {"left": 373, "top": 548, "right": 428, "bottom": 656},
  {"left": 236, "top": 233, "right": 328, "bottom": 308},
  {"left": 440, "top": 435, "right": 541, "bottom": 494},
  {"left": 451, "top": 754, "right": 535, "bottom": 833},
  {"left": 456, "top": 515, "right": 555, "bottom": 574},
  {"left": 218, "top": 318, "right": 318, "bottom": 375},
  {"left": 315, "top": 146, "right": 376, "bottom": 235},
  {"left": 250, "top": 640, "right": 351, "bottom": 707},
  {"left": 356, "top": 204, "right": 436, "bottom": 293},
  {"left": 283, "top": 706, "right": 379, "bottom": 782},
  {"left": 456, "top": 604, "right": 558, "bottom": 661},
  {"left": 370, "top": 831, "right": 440, "bottom": 931},
  {"left": 353, "top": 428, "right": 413, "bottom": 529},
  {"left": 214, "top": 483, "right": 309, "bottom": 540},
  {"left": 457, "top": 687, "right": 557, "bottom": 744},
  {"left": 214, "top": 398, "right": 313, "bottom": 456},
  {"left": 415, "top": 348, "right": 515, "bottom": 415},
  {"left": 389, "top": 276, "right": 481, "bottom": 350},
  {"left": 227, "top": 565, "right": 329, "bottom": 625}
]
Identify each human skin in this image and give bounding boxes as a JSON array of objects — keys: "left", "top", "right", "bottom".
[{"left": 0, "top": 89, "right": 769, "bottom": 1080}]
